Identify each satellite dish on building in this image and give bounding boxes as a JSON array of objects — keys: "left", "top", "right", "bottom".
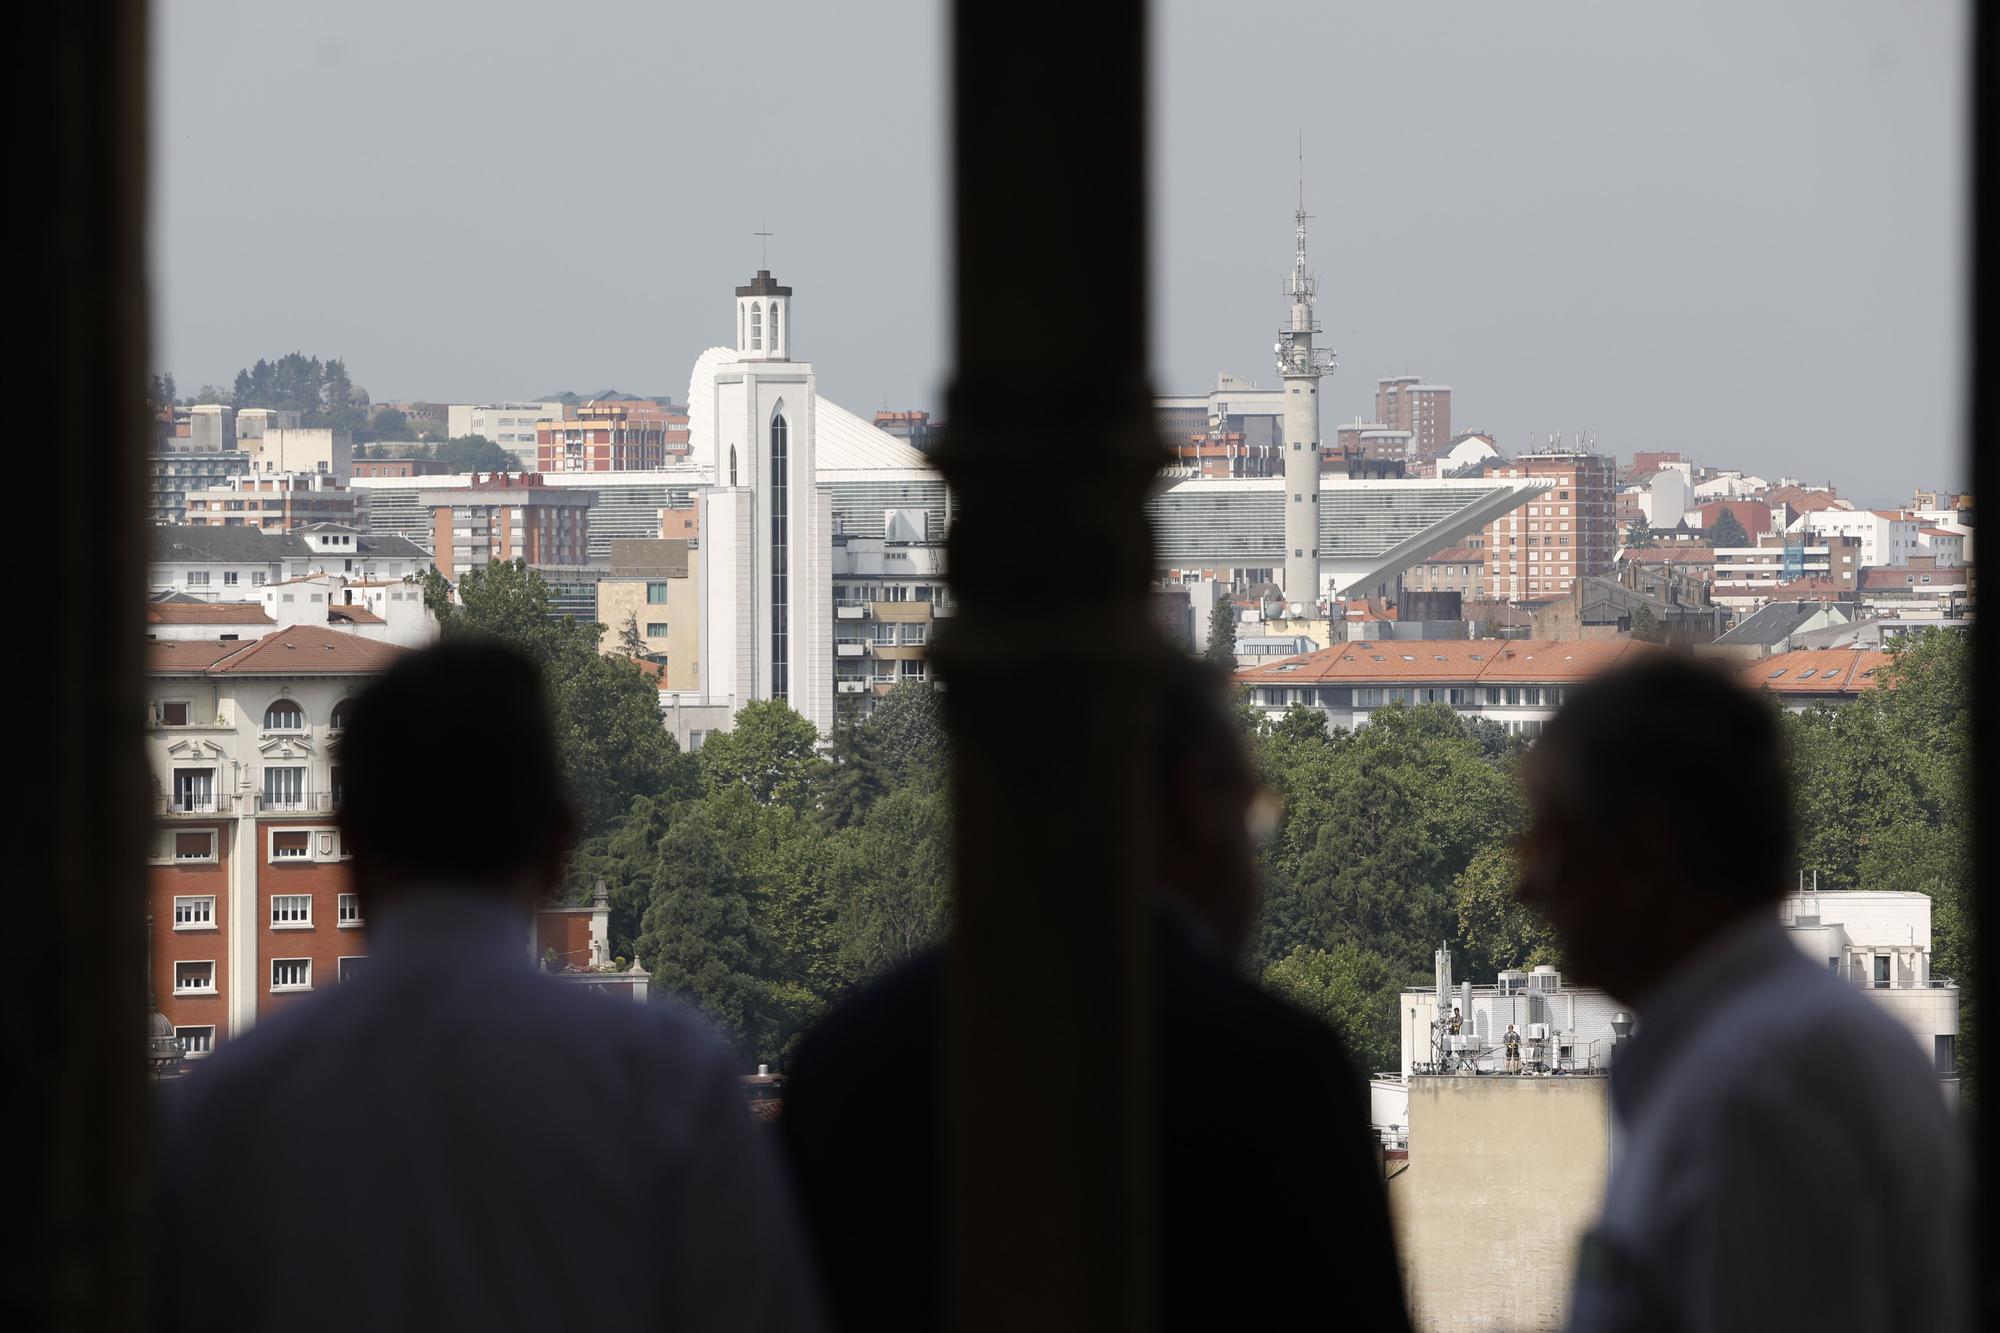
[{"left": 1288, "top": 602, "right": 1303, "bottom": 617}]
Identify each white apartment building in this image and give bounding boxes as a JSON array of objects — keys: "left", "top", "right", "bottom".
[
  {"left": 832, "top": 509, "right": 948, "bottom": 712},
  {"left": 446, "top": 402, "right": 570, "bottom": 469},
  {"left": 149, "top": 525, "right": 431, "bottom": 601},
  {"left": 1710, "top": 532, "right": 1862, "bottom": 612},
  {"left": 1795, "top": 508, "right": 1921, "bottom": 569},
  {"left": 245, "top": 427, "right": 352, "bottom": 483},
  {"left": 1778, "top": 889, "right": 1961, "bottom": 1087},
  {"left": 1237, "top": 637, "right": 1650, "bottom": 736},
  {"left": 1636, "top": 465, "right": 1692, "bottom": 527}
]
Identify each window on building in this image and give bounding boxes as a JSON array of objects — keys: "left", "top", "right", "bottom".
[
  {"left": 1936, "top": 1034, "right": 1957, "bottom": 1076},
  {"left": 177, "top": 1027, "right": 215, "bottom": 1058},
  {"left": 1873, "top": 955, "right": 1892, "bottom": 988},
  {"left": 751, "top": 302, "right": 763, "bottom": 350},
  {"left": 270, "top": 831, "right": 311, "bottom": 862},
  {"left": 647, "top": 582, "right": 670, "bottom": 604},
  {"left": 769, "top": 409, "right": 790, "bottom": 698},
  {"left": 171, "top": 768, "right": 215, "bottom": 813},
  {"left": 173, "top": 961, "right": 215, "bottom": 994},
  {"left": 338, "top": 956, "right": 367, "bottom": 984},
  {"left": 647, "top": 622, "right": 669, "bottom": 637},
  {"left": 329, "top": 699, "right": 354, "bottom": 731},
  {"left": 339, "top": 893, "right": 363, "bottom": 926},
  {"left": 263, "top": 700, "right": 305, "bottom": 731},
  {"left": 174, "top": 831, "right": 216, "bottom": 862},
  {"left": 271, "top": 958, "right": 312, "bottom": 991},
  {"left": 159, "top": 700, "right": 190, "bottom": 726},
  {"left": 173, "top": 896, "right": 216, "bottom": 929},
  {"left": 271, "top": 893, "right": 312, "bottom": 925},
  {"left": 263, "top": 767, "right": 306, "bottom": 811}
]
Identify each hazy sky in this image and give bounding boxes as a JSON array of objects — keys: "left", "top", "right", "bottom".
[{"left": 155, "top": 0, "right": 1966, "bottom": 503}]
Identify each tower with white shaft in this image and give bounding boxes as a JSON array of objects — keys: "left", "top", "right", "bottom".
[{"left": 1276, "top": 185, "right": 1336, "bottom": 613}]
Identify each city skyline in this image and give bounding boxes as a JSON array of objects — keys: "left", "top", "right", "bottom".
[{"left": 154, "top": 0, "right": 1966, "bottom": 504}]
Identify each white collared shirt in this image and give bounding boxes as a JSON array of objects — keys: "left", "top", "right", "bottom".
[
  {"left": 159, "top": 890, "right": 826, "bottom": 1333},
  {"left": 1567, "top": 915, "right": 1968, "bottom": 1332}
]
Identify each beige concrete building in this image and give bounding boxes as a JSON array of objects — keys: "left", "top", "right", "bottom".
[
  {"left": 596, "top": 539, "right": 700, "bottom": 691},
  {"left": 1388, "top": 1076, "right": 1611, "bottom": 1332}
]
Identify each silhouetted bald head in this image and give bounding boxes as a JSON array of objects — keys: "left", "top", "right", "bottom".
[
  {"left": 337, "top": 638, "right": 574, "bottom": 889},
  {"left": 1532, "top": 652, "right": 1792, "bottom": 905}
]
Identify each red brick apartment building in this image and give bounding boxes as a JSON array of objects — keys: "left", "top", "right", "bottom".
[
  {"left": 148, "top": 625, "right": 646, "bottom": 1060},
  {"left": 1374, "top": 376, "right": 1452, "bottom": 461},
  {"left": 422, "top": 472, "right": 595, "bottom": 577},
  {"left": 1477, "top": 451, "right": 1618, "bottom": 603},
  {"left": 535, "top": 401, "right": 674, "bottom": 472},
  {"left": 145, "top": 626, "right": 404, "bottom": 1056}
]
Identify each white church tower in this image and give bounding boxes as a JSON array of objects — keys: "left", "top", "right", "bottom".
[
  {"left": 698, "top": 270, "right": 835, "bottom": 734},
  {"left": 1277, "top": 186, "right": 1336, "bottom": 613}
]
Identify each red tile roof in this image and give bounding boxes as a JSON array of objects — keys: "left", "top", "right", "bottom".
[
  {"left": 147, "top": 625, "right": 407, "bottom": 676},
  {"left": 145, "top": 602, "right": 276, "bottom": 626},
  {"left": 1743, "top": 649, "right": 1894, "bottom": 694},
  {"left": 1236, "top": 638, "right": 1653, "bottom": 686}
]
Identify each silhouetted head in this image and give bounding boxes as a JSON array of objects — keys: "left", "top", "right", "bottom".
[
  {"left": 1157, "top": 657, "right": 1262, "bottom": 958},
  {"left": 337, "top": 639, "right": 579, "bottom": 907},
  {"left": 1516, "top": 652, "right": 1791, "bottom": 1004}
]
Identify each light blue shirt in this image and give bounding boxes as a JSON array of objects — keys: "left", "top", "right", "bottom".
[
  {"left": 1567, "top": 916, "right": 1968, "bottom": 1333},
  {"left": 159, "top": 890, "right": 826, "bottom": 1332}
]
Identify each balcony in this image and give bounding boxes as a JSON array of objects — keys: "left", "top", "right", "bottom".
[
  {"left": 158, "top": 792, "right": 235, "bottom": 817},
  {"left": 836, "top": 680, "right": 869, "bottom": 695},
  {"left": 835, "top": 604, "right": 867, "bottom": 620},
  {"left": 835, "top": 643, "right": 868, "bottom": 658},
  {"left": 256, "top": 792, "right": 337, "bottom": 814}
]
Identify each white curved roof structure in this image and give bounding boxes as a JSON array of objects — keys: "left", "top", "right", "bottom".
[{"left": 685, "top": 345, "right": 931, "bottom": 482}]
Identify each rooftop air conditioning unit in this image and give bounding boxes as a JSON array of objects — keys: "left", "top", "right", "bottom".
[
  {"left": 1497, "top": 969, "right": 1528, "bottom": 995},
  {"left": 1529, "top": 965, "right": 1562, "bottom": 994},
  {"left": 1526, "top": 1023, "right": 1549, "bottom": 1041}
]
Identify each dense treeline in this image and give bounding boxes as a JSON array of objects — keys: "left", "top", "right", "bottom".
[
  {"left": 153, "top": 351, "right": 431, "bottom": 444},
  {"left": 443, "top": 560, "right": 1972, "bottom": 1084}
]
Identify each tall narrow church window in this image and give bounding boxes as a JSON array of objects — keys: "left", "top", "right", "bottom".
[
  {"left": 751, "top": 302, "right": 763, "bottom": 350},
  {"left": 769, "top": 410, "right": 789, "bottom": 699},
  {"left": 728, "top": 445, "right": 737, "bottom": 487},
  {"left": 739, "top": 306, "right": 746, "bottom": 349},
  {"left": 770, "top": 303, "right": 780, "bottom": 351}
]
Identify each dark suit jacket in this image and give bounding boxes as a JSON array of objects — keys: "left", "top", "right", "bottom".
[{"left": 781, "top": 909, "right": 1412, "bottom": 1331}]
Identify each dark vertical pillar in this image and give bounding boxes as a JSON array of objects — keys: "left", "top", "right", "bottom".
[
  {"left": 935, "top": 1, "right": 1170, "bottom": 1328},
  {"left": 20, "top": 1, "right": 154, "bottom": 1327},
  {"left": 1970, "top": 5, "right": 1995, "bottom": 1325}
]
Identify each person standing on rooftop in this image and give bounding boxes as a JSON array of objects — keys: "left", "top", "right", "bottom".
[
  {"left": 1517, "top": 654, "right": 1968, "bottom": 1332},
  {"left": 157, "top": 640, "right": 826, "bottom": 1333}
]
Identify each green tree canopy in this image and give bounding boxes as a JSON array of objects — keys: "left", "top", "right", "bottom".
[
  {"left": 697, "top": 699, "right": 827, "bottom": 809},
  {"left": 1264, "top": 943, "right": 1403, "bottom": 1075},
  {"left": 1205, "top": 598, "right": 1239, "bottom": 675},
  {"left": 436, "top": 434, "right": 519, "bottom": 473},
  {"left": 431, "top": 559, "right": 690, "bottom": 832},
  {"left": 1705, "top": 508, "right": 1751, "bottom": 549}
]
